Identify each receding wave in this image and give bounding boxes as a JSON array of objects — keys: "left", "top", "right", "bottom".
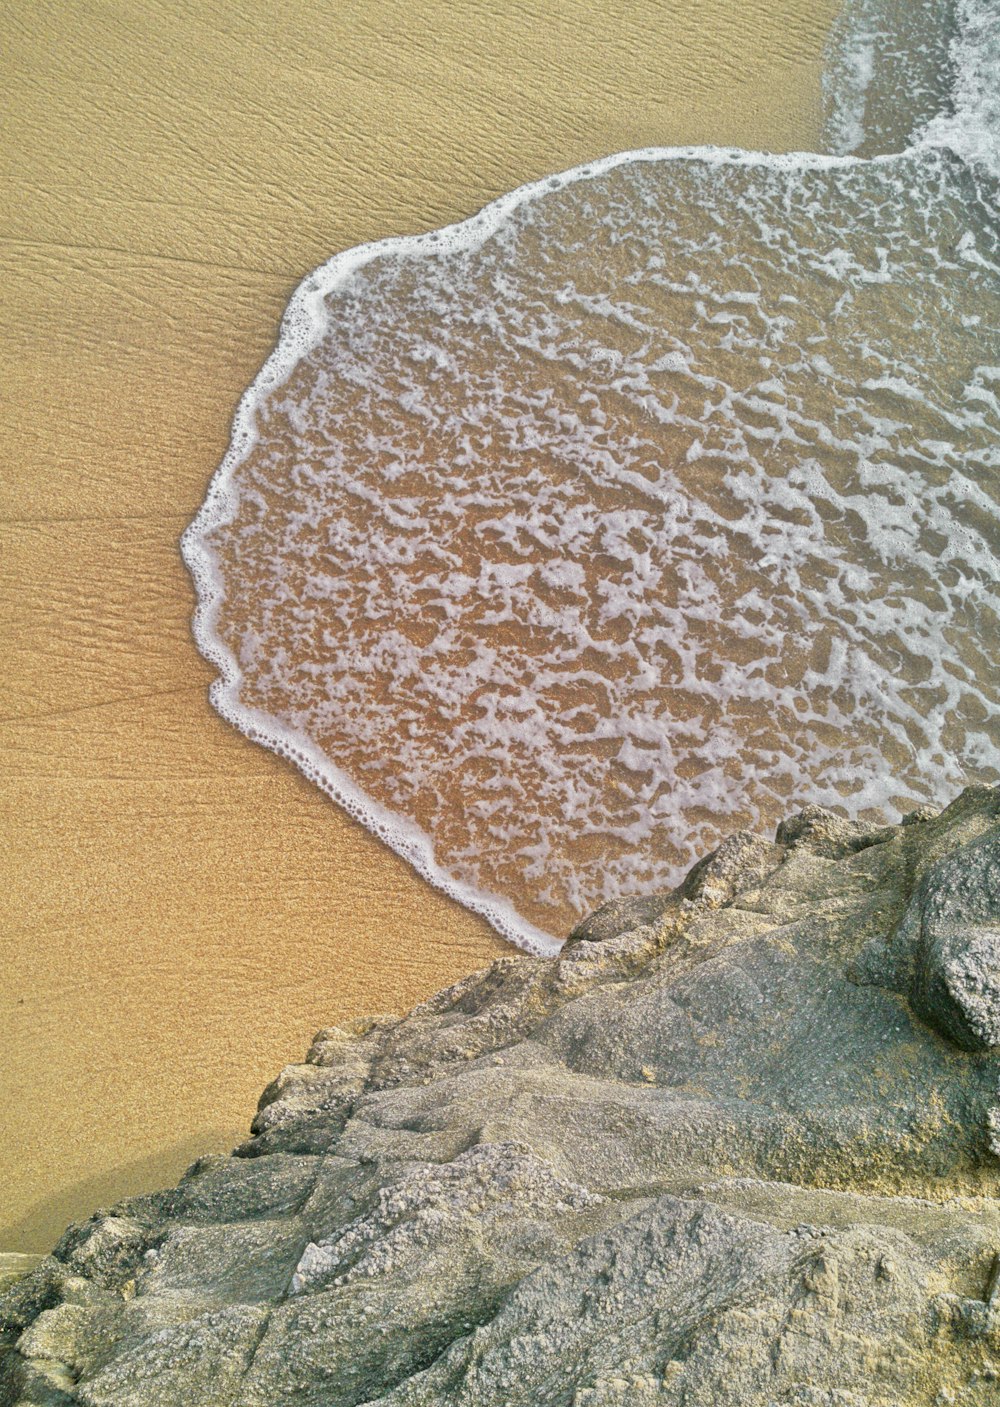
[{"left": 183, "top": 0, "right": 1000, "bottom": 951}]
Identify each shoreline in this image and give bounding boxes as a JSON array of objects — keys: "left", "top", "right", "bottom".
[
  {"left": 2, "top": 0, "right": 840, "bottom": 1252},
  {"left": 184, "top": 143, "right": 868, "bottom": 961}
]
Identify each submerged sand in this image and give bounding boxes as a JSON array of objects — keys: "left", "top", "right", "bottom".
[{"left": 1, "top": 0, "right": 839, "bottom": 1251}]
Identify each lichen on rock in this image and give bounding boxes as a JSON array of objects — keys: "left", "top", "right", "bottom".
[{"left": 3, "top": 786, "right": 1000, "bottom": 1405}]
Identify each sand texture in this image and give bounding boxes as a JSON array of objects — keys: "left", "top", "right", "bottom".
[{"left": 1, "top": 0, "right": 838, "bottom": 1252}]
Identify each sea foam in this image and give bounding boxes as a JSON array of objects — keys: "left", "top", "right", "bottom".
[{"left": 183, "top": 0, "right": 1000, "bottom": 951}]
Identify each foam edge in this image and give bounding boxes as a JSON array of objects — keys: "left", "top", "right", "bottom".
[{"left": 180, "top": 140, "right": 874, "bottom": 956}]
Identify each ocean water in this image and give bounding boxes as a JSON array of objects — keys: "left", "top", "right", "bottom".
[{"left": 183, "top": 0, "right": 1000, "bottom": 954}]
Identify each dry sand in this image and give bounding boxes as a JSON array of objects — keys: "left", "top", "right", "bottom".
[{"left": 1, "top": 0, "right": 839, "bottom": 1252}]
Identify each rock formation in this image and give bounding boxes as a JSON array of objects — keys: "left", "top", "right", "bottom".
[{"left": 4, "top": 786, "right": 1000, "bottom": 1405}]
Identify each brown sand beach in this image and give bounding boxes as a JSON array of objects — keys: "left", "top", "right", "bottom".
[{"left": 1, "top": 0, "right": 839, "bottom": 1253}]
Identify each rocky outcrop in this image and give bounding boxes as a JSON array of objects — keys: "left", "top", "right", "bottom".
[
  {"left": 854, "top": 821, "right": 1000, "bottom": 1053},
  {"left": 4, "top": 786, "right": 1000, "bottom": 1405}
]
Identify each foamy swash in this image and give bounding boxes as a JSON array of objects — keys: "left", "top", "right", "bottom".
[{"left": 182, "top": 0, "right": 1000, "bottom": 953}]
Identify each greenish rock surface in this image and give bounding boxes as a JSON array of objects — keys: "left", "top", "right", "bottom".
[
  {"left": 0, "top": 1266, "right": 41, "bottom": 1299},
  {"left": 4, "top": 786, "right": 1000, "bottom": 1405}
]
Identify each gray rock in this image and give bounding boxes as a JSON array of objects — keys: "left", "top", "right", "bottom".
[
  {"left": 854, "top": 812, "right": 1000, "bottom": 1051},
  {"left": 775, "top": 803, "right": 895, "bottom": 860},
  {"left": 4, "top": 785, "right": 1000, "bottom": 1406},
  {"left": 676, "top": 827, "right": 786, "bottom": 907},
  {"left": 51, "top": 1217, "right": 155, "bottom": 1295},
  {"left": 565, "top": 894, "right": 674, "bottom": 944},
  {"left": 911, "top": 828, "right": 1000, "bottom": 1051},
  {"left": 566, "top": 828, "right": 785, "bottom": 945}
]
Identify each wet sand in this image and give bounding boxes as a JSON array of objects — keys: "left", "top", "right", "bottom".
[{"left": 1, "top": 0, "right": 839, "bottom": 1251}]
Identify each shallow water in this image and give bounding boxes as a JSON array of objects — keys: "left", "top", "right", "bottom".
[{"left": 184, "top": 0, "right": 1000, "bottom": 951}]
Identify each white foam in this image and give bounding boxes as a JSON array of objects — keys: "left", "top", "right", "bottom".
[
  {"left": 182, "top": 8, "right": 1000, "bottom": 952},
  {"left": 918, "top": 0, "right": 1000, "bottom": 187},
  {"left": 182, "top": 147, "right": 869, "bottom": 955}
]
